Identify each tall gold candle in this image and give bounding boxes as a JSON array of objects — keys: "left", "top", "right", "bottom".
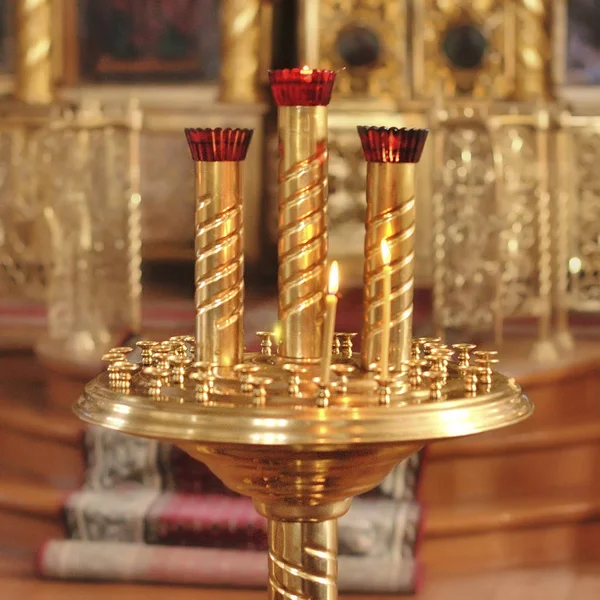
[
  {"left": 16, "top": 0, "right": 53, "bottom": 104},
  {"left": 357, "top": 127, "right": 429, "bottom": 372},
  {"left": 185, "top": 128, "right": 254, "bottom": 367},
  {"left": 320, "top": 261, "right": 339, "bottom": 385},
  {"left": 269, "top": 67, "right": 337, "bottom": 361},
  {"left": 380, "top": 241, "right": 391, "bottom": 376}
]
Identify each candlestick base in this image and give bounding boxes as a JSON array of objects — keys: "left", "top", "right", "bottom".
[{"left": 75, "top": 336, "right": 532, "bottom": 598}]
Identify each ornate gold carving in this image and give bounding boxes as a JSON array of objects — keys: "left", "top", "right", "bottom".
[
  {"left": 219, "top": 0, "right": 261, "bottom": 103},
  {"left": 413, "top": 1, "right": 515, "bottom": 99},
  {"left": 490, "top": 108, "right": 555, "bottom": 360},
  {"left": 0, "top": 102, "right": 142, "bottom": 353},
  {"left": 44, "top": 101, "right": 143, "bottom": 353},
  {"left": 431, "top": 106, "right": 503, "bottom": 337},
  {"left": 16, "top": 0, "right": 53, "bottom": 104},
  {"left": 319, "top": 1, "right": 409, "bottom": 101},
  {"left": 559, "top": 114, "right": 600, "bottom": 313},
  {"left": 514, "top": 0, "right": 550, "bottom": 99},
  {"left": 0, "top": 115, "right": 52, "bottom": 303},
  {"left": 432, "top": 103, "right": 556, "bottom": 359}
]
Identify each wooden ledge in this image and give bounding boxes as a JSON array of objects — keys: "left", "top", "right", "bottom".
[{"left": 426, "top": 489, "right": 600, "bottom": 538}]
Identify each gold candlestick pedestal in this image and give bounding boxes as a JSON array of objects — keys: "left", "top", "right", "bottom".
[
  {"left": 358, "top": 127, "right": 429, "bottom": 371},
  {"left": 75, "top": 69, "right": 533, "bottom": 600},
  {"left": 185, "top": 128, "right": 253, "bottom": 367}
]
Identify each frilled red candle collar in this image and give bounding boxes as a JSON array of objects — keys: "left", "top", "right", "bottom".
[
  {"left": 357, "top": 127, "right": 429, "bottom": 163},
  {"left": 184, "top": 128, "right": 254, "bottom": 162},
  {"left": 269, "top": 67, "right": 337, "bottom": 107}
]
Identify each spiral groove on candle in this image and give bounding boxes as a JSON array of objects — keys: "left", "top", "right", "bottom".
[
  {"left": 16, "top": 0, "right": 53, "bottom": 104},
  {"left": 194, "top": 163, "right": 245, "bottom": 366},
  {"left": 268, "top": 520, "right": 337, "bottom": 600},
  {"left": 277, "top": 106, "right": 328, "bottom": 360}
]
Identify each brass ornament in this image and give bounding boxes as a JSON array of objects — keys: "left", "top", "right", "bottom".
[{"left": 75, "top": 71, "right": 533, "bottom": 600}]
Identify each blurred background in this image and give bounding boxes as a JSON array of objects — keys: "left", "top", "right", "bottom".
[{"left": 1, "top": 0, "right": 600, "bottom": 598}]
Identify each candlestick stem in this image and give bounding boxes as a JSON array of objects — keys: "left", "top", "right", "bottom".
[
  {"left": 193, "top": 162, "right": 244, "bottom": 366},
  {"left": 277, "top": 105, "right": 328, "bottom": 360},
  {"left": 268, "top": 518, "right": 337, "bottom": 600}
]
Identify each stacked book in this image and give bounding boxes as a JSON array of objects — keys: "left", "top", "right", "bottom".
[{"left": 37, "top": 426, "right": 425, "bottom": 593}]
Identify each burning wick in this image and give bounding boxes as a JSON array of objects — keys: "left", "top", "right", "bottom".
[
  {"left": 380, "top": 240, "right": 392, "bottom": 377},
  {"left": 321, "top": 261, "right": 339, "bottom": 386},
  {"left": 300, "top": 64, "right": 313, "bottom": 82}
]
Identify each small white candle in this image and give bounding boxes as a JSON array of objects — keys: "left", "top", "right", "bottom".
[
  {"left": 321, "top": 261, "right": 339, "bottom": 385},
  {"left": 380, "top": 240, "right": 391, "bottom": 377}
]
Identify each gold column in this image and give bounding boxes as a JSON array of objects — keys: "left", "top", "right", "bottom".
[
  {"left": 268, "top": 519, "right": 337, "bottom": 600},
  {"left": 514, "top": 0, "right": 549, "bottom": 100},
  {"left": 358, "top": 127, "right": 428, "bottom": 371},
  {"left": 219, "top": 0, "right": 261, "bottom": 103},
  {"left": 185, "top": 128, "right": 254, "bottom": 367},
  {"left": 269, "top": 68, "right": 336, "bottom": 361},
  {"left": 16, "top": 0, "right": 53, "bottom": 104}
]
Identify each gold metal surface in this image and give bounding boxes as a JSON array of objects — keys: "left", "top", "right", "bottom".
[
  {"left": 77, "top": 350, "right": 530, "bottom": 449},
  {"left": 412, "top": 1, "right": 515, "bottom": 99},
  {"left": 0, "top": 101, "right": 142, "bottom": 354},
  {"left": 319, "top": 1, "right": 408, "bottom": 102},
  {"left": 16, "top": 0, "right": 53, "bottom": 104},
  {"left": 514, "top": 0, "right": 550, "bottom": 100},
  {"left": 219, "top": 0, "right": 261, "bottom": 103},
  {"left": 268, "top": 519, "right": 336, "bottom": 600},
  {"left": 362, "top": 163, "right": 415, "bottom": 371},
  {"left": 277, "top": 106, "right": 328, "bottom": 360},
  {"left": 556, "top": 113, "right": 600, "bottom": 313},
  {"left": 74, "top": 74, "right": 535, "bottom": 599},
  {"left": 194, "top": 161, "right": 244, "bottom": 367}
]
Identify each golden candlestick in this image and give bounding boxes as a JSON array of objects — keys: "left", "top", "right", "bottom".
[
  {"left": 185, "top": 128, "right": 253, "bottom": 367},
  {"left": 269, "top": 67, "right": 336, "bottom": 361},
  {"left": 16, "top": 0, "right": 53, "bottom": 104},
  {"left": 358, "top": 127, "right": 428, "bottom": 372},
  {"left": 75, "top": 69, "right": 533, "bottom": 600}
]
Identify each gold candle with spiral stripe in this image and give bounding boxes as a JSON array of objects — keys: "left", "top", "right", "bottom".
[
  {"left": 185, "top": 128, "right": 254, "bottom": 367},
  {"left": 269, "top": 67, "right": 337, "bottom": 361},
  {"left": 358, "top": 127, "right": 429, "bottom": 371}
]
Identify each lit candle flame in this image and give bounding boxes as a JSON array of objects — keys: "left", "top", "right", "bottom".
[
  {"left": 381, "top": 240, "right": 391, "bottom": 266},
  {"left": 328, "top": 261, "right": 339, "bottom": 295},
  {"left": 300, "top": 65, "right": 313, "bottom": 75}
]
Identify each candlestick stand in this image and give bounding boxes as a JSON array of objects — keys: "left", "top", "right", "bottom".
[{"left": 74, "top": 68, "right": 533, "bottom": 600}]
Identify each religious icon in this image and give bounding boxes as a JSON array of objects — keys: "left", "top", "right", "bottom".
[{"left": 81, "top": 0, "right": 220, "bottom": 82}]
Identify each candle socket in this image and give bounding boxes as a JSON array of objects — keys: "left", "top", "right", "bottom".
[
  {"left": 185, "top": 128, "right": 253, "bottom": 367},
  {"left": 358, "top": 127, "right": 429, "bottom": 372}
]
